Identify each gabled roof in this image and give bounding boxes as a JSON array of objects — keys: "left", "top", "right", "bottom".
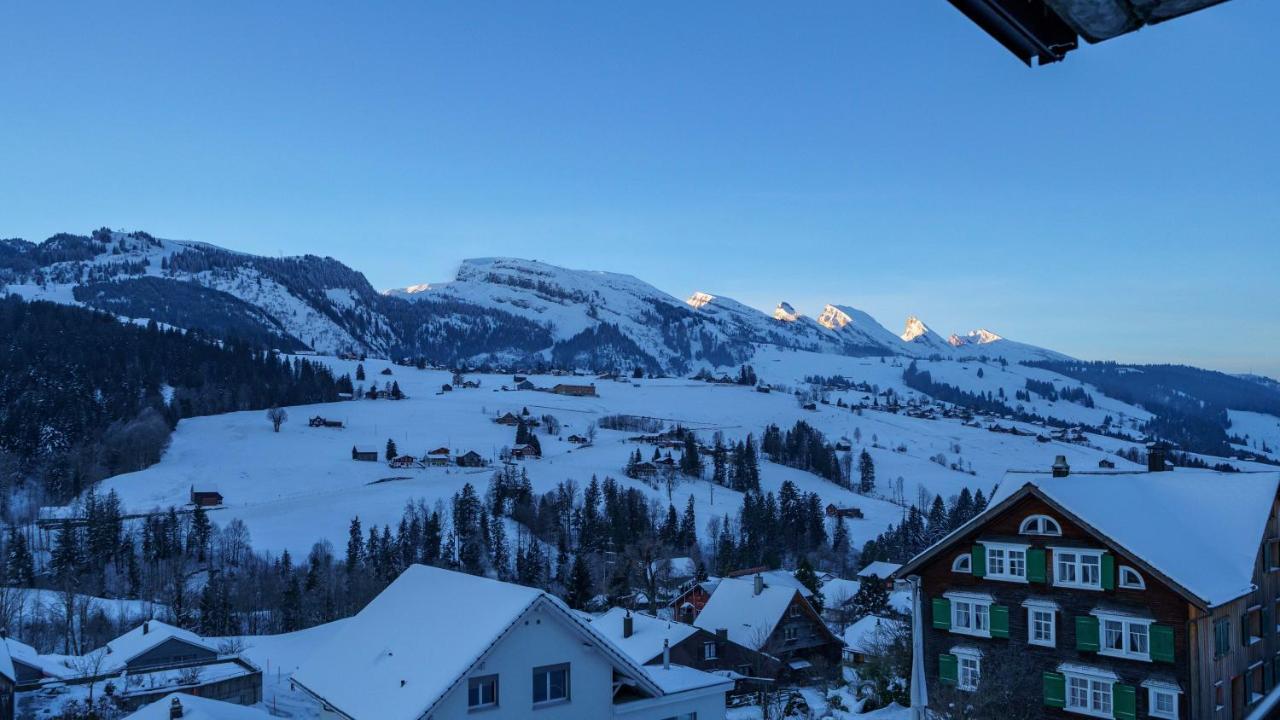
[
  {"left": 292, "top": 565, "right": 666, "bottom": 720},
  {"left": 692, "top": 576, "right": 807, "bottom": 649},
  {"left": 102, "top": 620, "right": 217, "bottom": 671},
  {"left": 0, "top": 639, "right": 13, "bottom": 684},
  {"left": 124, "top": 692, "right": 274, "bottom": 720},
  {"left": 857, "top": 562, "right": 902, "bottom": 580},
  {"left": 842, "top": 615, "right": 903, "bottom": 656},
  {"left": 897, "top": 469, "right": 1280, "bottom": 609},
  {"left": 594, "top": 608, "right": 700, "bottom": 665}
]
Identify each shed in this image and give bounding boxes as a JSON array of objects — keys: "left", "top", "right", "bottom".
[
  {"left": 352, "top": 447, "right": 378, "bottom": 462},
  {"left": 190, "top": 488, "right": 223, "bottom": 508},
  {"left": 552, "top": 383, "right": 597, "bottom": 397}
]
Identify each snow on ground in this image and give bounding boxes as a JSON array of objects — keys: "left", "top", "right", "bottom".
[
  {"left": 74, "top": 353, "right": 1152, "bottom": 561},
  {"left": 1229, "top": 409, "right": 1280, "bottom": 461}
]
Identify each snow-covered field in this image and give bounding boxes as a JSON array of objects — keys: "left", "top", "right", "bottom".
[{"left": 76, "top": 352, "right": 1154, "bottom": 559}]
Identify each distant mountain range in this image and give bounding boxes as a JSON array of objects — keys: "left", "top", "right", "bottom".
[{"left": 0, "top": 229, "right": 1069, "bottom": 373}]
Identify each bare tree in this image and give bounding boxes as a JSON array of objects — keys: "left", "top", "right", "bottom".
[{"left": 266, "top": 406, "right": 288, "bottom": 432}]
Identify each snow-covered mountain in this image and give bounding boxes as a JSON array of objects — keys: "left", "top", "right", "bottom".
[{"left": 2, "top": 228, "right": 1069, "bottom": 372}]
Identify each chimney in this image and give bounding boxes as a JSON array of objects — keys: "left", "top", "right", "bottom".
[
  {"left": 169, "top": 697, "right": 183, "bottom": 719},
  {"left": 1051, "top": 455, "right": 1070, "bottom": 478},
  {"left": 1147, "top": 442, "right": 1170, "bottom": 472},
  {"left": 753, "top": 573, "right": 764, "bottom": 596},
  {"left": 716, "top": 628, "right": 728, "bottom": 642},
  {"left": 143, "top": 620, "right": 150, "bottom": 635},
  {"left": 662, "top": 639, "right": 670, "bottom": 669},
  {"left": 623, "top": 610, "right": 633, "bottom": 639}
]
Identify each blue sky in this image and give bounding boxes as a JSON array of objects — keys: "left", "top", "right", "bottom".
[{"left": 2, "top": 2, "right": 1277, "bottom": 375}]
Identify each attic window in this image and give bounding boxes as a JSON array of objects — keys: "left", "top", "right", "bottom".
[
  {"left": 1118, "top": 566, "right": 1145, "bottom": 590},
  {"left": 1019, "top": 514, "right": 1062, "bottom": 537},
  {"left": 952, "top": 555, "right": 972, "bottom": 573}
]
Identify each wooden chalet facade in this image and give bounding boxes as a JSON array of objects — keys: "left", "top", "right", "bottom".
[
  {"left": 895, "top": 467, "right": 1280, "bottom": 720},
  {"left": 552, "top": 383, "right": 597, "bottom": 397},
  {"left": 455, "top": 450, "right": 484, "bottom": 467},
  {"left": 189, "top": 489, "right": 223, "bottom": 507}
]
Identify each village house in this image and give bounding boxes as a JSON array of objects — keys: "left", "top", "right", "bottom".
[
  {"left": 552, "top": 383, "right": 597, "bottom": 397},
  {"left": 825, "top": 503, "right": 864, "bottom": 520},
  {"left": 423, "top": 447, "right": 451, "bottom": 467},
  {"left": 515, "top": 379, "right": 535, "bottom": 391},
  {"left": 388, "top": 455, "right": 418, "bottom": 469},
  {"left": 668, "top": 579, "right": 721, "bottom": 624},
  {"left": 292, "top": 565, "right": 732, "bottom": 720},
  {"left": 894, "top": 458, "right": 1280, "bottom": 720},
  {"left": 351, "top": 447, "right": 378, "bottom": 462},
  {"left": 510, "top": 444, "right": 541, "bottom": 460},
  {"left": 693, "top": 575, "right": 842, "bottom": 678},
  {"left": 841, "top": 615, "right": 904, "bottom": 665},
  {"left": 455, "top": 450, "right": 485, "bottom": 468},
  {"left": 3, "top": 636, "right": 66, "bottom": 689},
  {"left": 495, "top": 412, "right": 521, "bottom": 426},
  {"left": 593, "top": 608, "right": 781, "bottom": 689},
  {"left": 189, "top": 488, "right": 223, "bottom": 508},
  {"left": 567, "top": 434, "right": 588, "bottom": 444},
  {"left": 857, "top": 562, "right": 902, "bottom": 591}
]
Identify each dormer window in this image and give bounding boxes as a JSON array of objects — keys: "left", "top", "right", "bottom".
[
  {"left": 952, "top": 555, "right": 972, "bottom": 573},
  {"left": 1019, "top": 514, "right": 1062, "bottom": 537},
  {"left": 1118, "top": 566, "right": 1145, "bottom": 590}
]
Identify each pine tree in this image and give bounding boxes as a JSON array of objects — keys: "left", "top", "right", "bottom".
[
  {"left": 794, "top": 558, "right": 824, "bottom": 613},
  {"left": 832, "top": 515, "right": 850, "bottom": 574},
  {"left": 679, "top": 496, "right": 697, "bottom": 549},
  {"left": 5, "top": 528, "right": 34, "bottom": 586},
  {"left": 345, "top": 517, "right": 363, "bottom": 572},
  {"left": 189, "top": 505, "right": 212, "bottom": 562},
  {"left": 356, "top": 363, "right": 365, "bottom": 381},
  {"left": 566, "top": 553, "right": 593, "bottom": 610},
  {"left": 712, "top": 435, "right": 727, "bottom": 487},
  {"left": 950, "top": 488, "right": 975, "bottom": 530},
  {"left": 858, "top": 449, "right": 876, "bottom": 494},
  {"left": 851, "top": 574, "right": 890, "bottom": 620},
  {"left": 491, "top": 515, "right": 510, "bottom": 580},
  {"left": 385, "top": 438, "right": 398, "bottom": 461},
  {"left": 925, "top": 494, "right": 949, "bottom": 544}
]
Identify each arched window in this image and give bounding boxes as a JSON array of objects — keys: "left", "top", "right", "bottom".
[
  {"left": 1119, "top": 566, "right": 1145, "bottom": 590},
  {"left": 1019, "top": 514, "right": 1062, "bottom": 537},
  {"left": 952, "top": 554, "right": 972, "bottom": 573}
]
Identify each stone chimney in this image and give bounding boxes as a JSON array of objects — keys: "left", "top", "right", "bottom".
[
  {"left": 716, "top": 628, "right": 728, "bottom": 642},
  {"left": 169, "top": 697, "right": 184, "bottom": 719},
  {"left": 1051, "top": 455, "right": 1070, "bottom": 478},
  {"left": 143, "top": 620, "right": 150, "bottom": 635},
  {"left": 662, "top": 638, "right": 670, "bottom": 669},
  {"left": 753, "top": 573, "right": 764, "bottom": 596},
  {"left": 623, "top": 610, "right": 633, "bottom": 639}
]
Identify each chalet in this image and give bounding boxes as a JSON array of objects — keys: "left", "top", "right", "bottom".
[
  {"left": 495, "top": 412, "right": 521, "bottom": 426},
  {"left": 1098, "top": 458, "right": 1117, "bottom": 469},
  {"left": 593, "top": 608, "right": 780, "bottom": 689},
  {"left": 510, "top": 444, "right": 541, "bottom": 460},
  {"left": 455, "top": 450, "right": 485, "bottom": 468},
  {"left": 842, "top": 615, "right": 904, "bottom": 665},
  {"left": 756, "top": 385, "right": 771, "bottom": 394},
  {"left": 190, "top": 488, "right": 223, "bottom": 508},
  {"left": 631, "top": 461, "right": 659, "bottom": 478},
  {"left": 693, "top": 575, "right": 842, "bottom": 677},
  {"left": 566, "top": 434, "right": 589, "bottom": 444},
  {"left": 423, "top": 447, "right": 451, "bottom": 467},
  {"left": 857, "top": 561, "right": 902, "bottom": 590},
  {"left": 389, "top": 455, "right": 418, "bottom": 469},
  {"left": 351, "top": 446, "right": 378, "bottom": 462},
  {"left": 825, "top": 503, "right": 864, "bottom": 520},
  {"left": 894, "top": 465, "right": 1280, "bottom": 720},
  {"left": 308, "top": 416, "right": 343, "bottom": 428},
  {"left": 668, "top": 579, "right": 721, "bottom": 624},
  {"left": 99, "top": 621, "right": 219, "bottom": 674},
  {"left": 292, "top": 565, "right": 732, "bottom": 720},
  {"left": 835, "top": 439, "right": 853, "bottom": 452},
  {"left": 515, "top": 380, "right": 535, "bottom": 391},
  {"left": 552, "top": 383, "right": 597, "bottom": 397}
]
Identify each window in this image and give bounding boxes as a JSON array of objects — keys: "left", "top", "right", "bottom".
[
  {"left": 1146, "top": 685, "right": 1179, "bottom": 719},
  {"left": 468, "top": 675, "right": 498, "bottom": 709},
  {"left": 1019, "top": 514, "right": 1062, "bottom": 536},
  {"left": 789, "top": 604, "right": 801, "bottom": 618},
  {"left": 1244, "top": 606, "right": 1263, "bottom": 646},
  {"left": 1054, "top": 549, "right": 1103, "bottom": 589},
  {"left": 1096, "top": 612, "right": 1151, "bottom": 661},
  {"left": 950, "top": 597, "right": 992, "bottom": 638},
  {"left": 1214, "top": 617, "right": 1231, "bottom": 658},
  {"left": 1064, "top": 671, "right": 1114, "bottom": 718},
  {"left": 1213, "top": 681, "right": 1225, "bottom": 711},
  {"left": 1118, "top": 566, "right": 1145, "bottom": 590},
  {"left": 703, "top": 641, "right": 718, "bottom": 660},
  {"left": 1028, "top": 606, "right": 1056, "bottom": 647},
  {"left": 952, "top": 554, "right": 972, "bottom": 573},
  {"left": 532, "top": 664, "right": 569, "bottom": 705},
  {"left": 1248, "top": 662, "right": 1264, "bottom": 704},
  {"left": 783, "top": 626, "right": 799, "bottom": 642},
  {"left": 958, "top": 654, "right": 981, "bottom": 691},
  {"left": 985, "top": 542, "right": 1029, "bottom": 582}
]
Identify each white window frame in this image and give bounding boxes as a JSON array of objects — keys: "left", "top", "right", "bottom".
[
  {"left": 1063, "top": 669, "right": 1116, "bottom": 719},
  {"left": 951, "top": 554, "right": 972, "bottom": 573},
  {"left": 1118, "top": 566, "right": 1145, "bottom": 590},
  {"left": 1145, "top": 685, "right": 1180, "bottom": 719},
  {"left": 946, "top": 593, "right": 993, "bottom": 638},
  {"left": 1019, "top": 514, "right": 1062, "bottom": 536},
  {"left": 985, "top": 541, "right": 1030, "bottom": 583},
  {"left": 1093, "top": 611, "right": 1153, "bottom": 662},
  {"left": 954, "top": 647, "right": 982, "bottom": 692},
  {"left": 703, "top": 641, "right": 718, "bottom": 660},
  {"left": 1052, "top": 548, "right": 1105, "bottom": 590},
  {"left": 783, "top": 625, "right": 799, "bottom": 642},
  {"left": 468, "top": 674, "right": 499, "bottom": 709},
  {"left": 1027, "top": 606, "right": 1057, "bottom": 647}
]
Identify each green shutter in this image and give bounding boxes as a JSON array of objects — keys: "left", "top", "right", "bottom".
[
  {"left": 1113, "top": 683, "right": 1137, "bottom": 720},
  {"left": 939, "top": 654, "right": 958, "bottom": 685},
  {"left": 971, "top": 544, "right": 986, "bottom": 577},
  {"left": 1150, "top": 624, "right": 1175, "bottom": 663},
  {"left": 1043, "top": 671, "right": 1066, "bottom": 708},
  {"left": 932, "top": 598, "right": 951, "bottom": 630},
  {"left": 1027, "top": 547, "right": 1046, "bottom": 583},
  {"left": 990, "top": 604, "right": 1010, "bottom": 639},
  {"left": 1101, "top": 552, "right": 1115, "bottom": 590},
  {"left": 1076, "top": 615, "right": 1100, "bottom": 651}
]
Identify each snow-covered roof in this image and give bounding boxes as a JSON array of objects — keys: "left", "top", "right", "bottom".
[
  {"left": 593, "top": 608, "right": 700, "bottom": 665},
  {"left": 0, "top": 638, "right": 13, "bottom": 683},
  {"left": 292, "top": 565, "right": 685, "bottom": 720},
  {"left": 841, "top": 615, "right": 903, "bottom": 656},
  {"left": 820, "top": 577, "right": 861, "bottom": 608},
  {"left": 102, "top": 621, "right": 216, "bottom": 671},
  {"left": 643, "top": 663, "right": 734, "bottom": 695},
  {"left": 692, "top": 576, "right": 803, "bottom": 649},
  {"left": 4, "top": 636, "right": 69, "bottom": 679},
  {"left": 857, "top": 561, "right": 902, "bottom": 580},
  {"left": 123, "top": 692, "right": 274, "bottom": 720}
]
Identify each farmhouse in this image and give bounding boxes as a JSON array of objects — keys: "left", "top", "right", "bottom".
[
  {"left": 668, "top": 579, "right": 721, "bottom": 624},
  {"left": 593, "top": 608, "right": 780, "bottom": 687},
  {"left": 567, "top": 434, "right": 588, "bottom": 444},
  {"left": 423, "top": 447, "right": 451, "bottom": 466},
  {"left": 455, "top": 450, "right": 485, "bottom": 468},
  {"left": 510, "top": 444, "right": 541, "bottom": 460},
  {"left": 857, "top": 562, "right": 902, "bottom": 590},
  {"left": 552, "top": 383, "right": 597, "bottom": 397},
  {"left": 292, "top": 565, "right": 732, "bottom": 720},
  {"left": 693, "top": 575, "right": 841, "bottom": 677},
  {"left": 99, "top": 620, "right": 218, "bottom": 673},
  {"left": 515, "top": 380, "right": 535, "bottom": 391},
  {"left": 894, "top": 464, "right": 1280, "bottom": 720},
  {"left": 841, "top": 616, "right": 904, "bottom": 665},
  {"left": 190, "top": 488, "right": 223, "bottom": 508},
  {"left": 351, "top": 447, "right": 378, "bottom": 462},
  {"left": 388, "top": 455, "right": 418, "bottom": 469},
  {"left": 495, "top": 412, "right": 521, "bottom": 426},
  {"left": 3, "top": 636, "right": 66, "bottom": 689},
  {"left": 825, "top": 503, "right": 864, "bottom": 520}
]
